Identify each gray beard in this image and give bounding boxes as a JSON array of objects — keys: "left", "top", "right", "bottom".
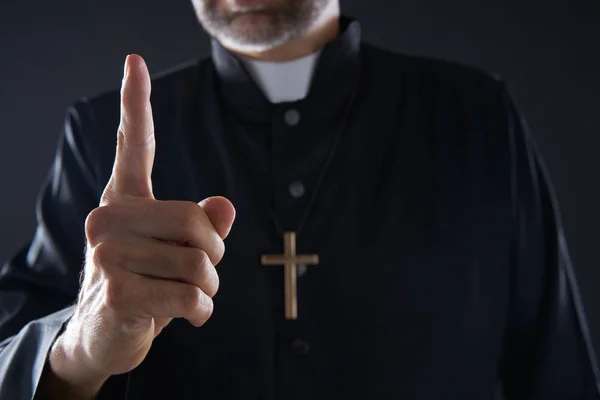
[{"left": 197, "top": 0, "right": 327, "bottom": 52}]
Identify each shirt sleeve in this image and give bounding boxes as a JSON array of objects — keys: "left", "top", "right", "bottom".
[
  {"left": 0, "top": 102, "right": 104, "bottom": 399},
  {"left": 498, "top": 82, "right": 600, "bottom": 399}
]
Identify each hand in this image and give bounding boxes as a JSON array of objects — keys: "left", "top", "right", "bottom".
[{"left": 48, "top": 54, "right": 236, "bottom": 396}]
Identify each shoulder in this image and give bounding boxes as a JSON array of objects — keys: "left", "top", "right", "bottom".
[
  {"left": 361, "top": 43, "right": 506, "bottom": 104},
  {"left": 64, "top": 56, "right": 212, "bottom": 188},
  {"left": 74, "top": 56, "right": 209, "bottom": 127}
]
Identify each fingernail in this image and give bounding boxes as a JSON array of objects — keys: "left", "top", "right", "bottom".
[{"left": 124, "top": 54, "right": 131, "bottom": 78}]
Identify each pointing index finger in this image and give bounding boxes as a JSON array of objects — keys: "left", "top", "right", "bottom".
[{"left": 103, "top": 54, "right": 156, "bottom": 202}]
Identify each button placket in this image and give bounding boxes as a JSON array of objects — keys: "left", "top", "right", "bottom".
[
  {"left": 288, "top": 180, "right": 305, "bottom": 198},
  {"left": 284, "top": 108, "right": 301, "bottom": 126},
  {"left": 291, "top": 338, "right": 311, "bottom": 355},
  {"left": 296, "top": 264, "right": 308, "bottom": 277}
]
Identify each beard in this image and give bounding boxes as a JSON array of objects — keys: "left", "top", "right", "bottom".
[{"left": 193, "top": 0, "right": 330, "bottom": 52}]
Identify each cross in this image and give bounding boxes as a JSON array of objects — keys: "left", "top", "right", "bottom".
[{"left": 261, "top": 231, "right": 319, "bottom": 320}]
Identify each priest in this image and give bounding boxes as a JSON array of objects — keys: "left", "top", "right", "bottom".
[{"left": 1, "top": 0, "right": 599, "bottom": 398}]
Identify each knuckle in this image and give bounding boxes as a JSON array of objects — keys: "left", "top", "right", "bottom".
[
  {"left": 178, "top": 286, "right": 213, "bottom": 321},
  {"left": 178, "top": 202, "right": 203, "bottom": 237},
  {"left": 188, "top": 249, "right": 208, "bottom": 278},
  {"left": 85, "top": 207, "right": 109, "bottom": 244},
  {"left": 187, "top": 294, "right": 213, "bottom": 327},
  {"left": 153, "top": 248, "right": 173, "bottom": 274},
  {"left": 212, "top": 237, "right": 226, "bottom": 265},
  {"left": 183, "top": 201, "right": 202, "bottom": 218},
  {"left": 189, "top": 250, "right": 219, "bottom": 298},
  {"left": 92, "top": 241, "right": 115, "bottom": 270},
  {"left": 179, "top": 286, "right": 203, "bottom": 314},
  {"left": 197, "top": 293, "right": 214, "bottom": 320},
  {"left": 151, "top": 285, "right": 171, "bottom": 315}
]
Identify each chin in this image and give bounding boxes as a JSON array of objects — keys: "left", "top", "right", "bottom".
[
  {"left": 218, "top": 12, "right": 292, "bottom": 52},
  {"left": 217, "top": 29, "right": 291, "bottom": 53},
  {"left": 195, "top": 0, "right": 319, "bottom": 51}
]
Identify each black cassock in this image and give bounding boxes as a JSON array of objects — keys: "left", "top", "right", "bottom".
[{"left": 0, "top": 16, "right": 598, "bottom": 400}]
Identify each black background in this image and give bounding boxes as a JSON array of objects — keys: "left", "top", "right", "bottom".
[{"left": 1, "top": 0, "right": 599, "bottom": 358}]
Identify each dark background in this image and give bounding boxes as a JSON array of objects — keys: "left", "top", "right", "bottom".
[{"left": 1, "top": 0, "right": 599, "bottom": 360}]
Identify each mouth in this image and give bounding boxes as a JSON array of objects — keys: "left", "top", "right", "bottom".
[
  {"left": 228, "top": 7, "right": 274, "bottom": 22},
  {"left": 225, "top": 0, "right": 278, "bottom": 14},
  {"left": 230, "top": 5, "right": 268, "bottom": 12}
]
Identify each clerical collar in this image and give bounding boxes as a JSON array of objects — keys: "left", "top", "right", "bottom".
[
  {"left": 238, "top": 50, "right": 322, "bottom": 103},
  {"left": 210, "top": 16, "right": 362, "bottom": 124}
]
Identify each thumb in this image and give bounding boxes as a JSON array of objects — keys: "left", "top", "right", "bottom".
[
  {"left": 103, "top": 54, "right": 155, "bottom": 203},
  {"left": 198, "top": 197, "right": 237, "bottom": 240}
]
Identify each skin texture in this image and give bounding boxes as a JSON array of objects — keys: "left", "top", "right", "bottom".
[{"left": 191, "top": 0, "right": 340, "bottom": 61}]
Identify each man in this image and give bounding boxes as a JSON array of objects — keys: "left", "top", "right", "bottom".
[{"left": 0, "top": 0, "right": 598, "bottom": 398}]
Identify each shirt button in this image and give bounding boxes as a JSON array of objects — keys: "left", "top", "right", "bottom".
[
  {"left": 292, "top": 339, "right": 310, "bottom": 355},
  {"left": 297, "top": 264, "right": 308, "bottom": 277},
  {"left": 289, "top": 181, "right": 305, "bottom": 198},
  {"left": 284, "top": 109, "right": 301, "bottom": 126}
]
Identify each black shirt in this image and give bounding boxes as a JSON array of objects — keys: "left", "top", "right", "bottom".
[{"left": 0, "top": 16, "right": 598, "bottom": 400}]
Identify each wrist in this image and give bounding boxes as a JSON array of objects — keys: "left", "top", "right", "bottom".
[{"left": 46, "top": 332, "right": 109, "bottom": 399}]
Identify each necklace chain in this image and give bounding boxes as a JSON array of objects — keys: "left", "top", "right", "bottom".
[{"left": 270, "top": 66, "right": 362, "bottom": 240}]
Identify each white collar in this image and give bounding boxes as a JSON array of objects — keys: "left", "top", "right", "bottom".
[{"left": 240, "top": 50, "right": 322, "bottom": 103}]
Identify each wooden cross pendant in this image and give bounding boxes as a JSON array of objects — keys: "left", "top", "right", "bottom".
[{"left": 261, "top": 231, "right": 319, "bottom": 320}]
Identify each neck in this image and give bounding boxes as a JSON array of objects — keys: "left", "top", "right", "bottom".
[{"left": 226, "top": 2, "right": 340, "bottom": 62}]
